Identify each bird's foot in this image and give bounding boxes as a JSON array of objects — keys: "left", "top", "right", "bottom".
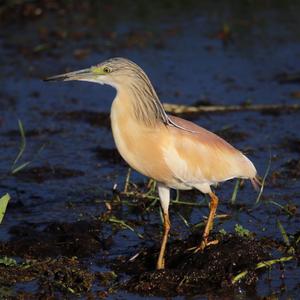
[{"left": 190, "top": 239, "right": 219, "bottom": 253}]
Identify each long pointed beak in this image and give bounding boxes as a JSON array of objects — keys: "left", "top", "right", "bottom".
[{"left": 44, "top": 68, "right": 92, "bottom": 82}]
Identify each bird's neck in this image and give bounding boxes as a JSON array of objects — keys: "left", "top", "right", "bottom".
[{"left": 114, "top": 82, "right": 168, "bottom": 128}]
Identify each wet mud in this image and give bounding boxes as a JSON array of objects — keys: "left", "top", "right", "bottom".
[{"left": 113, "top": 234, "right": 270, "bottom": 297}]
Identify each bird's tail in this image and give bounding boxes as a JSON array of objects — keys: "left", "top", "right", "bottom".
[{"left": 250, "top": 175, "right": 262, "bottom": 192}]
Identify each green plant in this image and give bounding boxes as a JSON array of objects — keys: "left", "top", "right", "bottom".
[
  {"left": 234, "top": 224, "right": 251, "bottom": 237},
  {"left": 219, "top": 228, "right": 227, "bottom": 236},
  {"left": 0, "top": 256, "right": 17, "bottom": 267}
]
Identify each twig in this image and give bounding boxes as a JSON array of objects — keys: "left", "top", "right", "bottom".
[{"left": 163, "top": 103, "right": 300, "bottom": 114}]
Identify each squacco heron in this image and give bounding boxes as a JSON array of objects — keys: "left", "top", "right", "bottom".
[{"left": 45, "top": 57, "right": 259, "bottom": 270}]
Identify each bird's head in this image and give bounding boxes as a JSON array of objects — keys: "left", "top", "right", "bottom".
[
  {"left": 45, "top": 57, "right": 168, "bottom": 126},
  {"left": 44, "top": 57, "right": 146, "bottom": 90}
]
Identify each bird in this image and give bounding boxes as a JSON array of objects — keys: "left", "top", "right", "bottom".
[{"left": 45, "top": 57, "right": 259, "bottom": 270}]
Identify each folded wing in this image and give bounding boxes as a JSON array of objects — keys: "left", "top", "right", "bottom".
[{"left": 163, "top": 115, "right": 257, "bottom": 189}]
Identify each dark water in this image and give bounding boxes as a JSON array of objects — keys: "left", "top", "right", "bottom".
[{"left": 1, "top": 1, "right": 300, "bottom": 298}]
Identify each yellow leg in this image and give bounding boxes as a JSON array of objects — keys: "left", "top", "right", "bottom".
[
  {"left": 197, "top": 192, "right": 219, "bottom": 251},
  {"left": 156, "top": 212, "right": 171, "bottom": 270}
]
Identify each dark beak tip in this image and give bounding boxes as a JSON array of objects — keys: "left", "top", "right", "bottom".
[
  {"left": 43, "top": 75, "right": 67, "bottom": 82},
  {"left": 43, "top": 68, "right": 90, "bottom": 82}
]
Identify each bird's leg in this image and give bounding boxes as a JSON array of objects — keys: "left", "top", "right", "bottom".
[
  {"left": 197, "top": 192, "right": 219, "bottom": 252},
  {"left": 156, "top": 184, "right": 171, "bottom": 270},
  {"left": 157, "top": 212, "right": 171, "bottom": 270}
]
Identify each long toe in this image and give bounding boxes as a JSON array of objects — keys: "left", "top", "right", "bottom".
[{"left": 194, "top": 239, "right": 219, "bottom": 253}]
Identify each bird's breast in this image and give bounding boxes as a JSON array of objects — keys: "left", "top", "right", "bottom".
[{"left": 110, "top": 98, "right": 174, "bottom": 184}]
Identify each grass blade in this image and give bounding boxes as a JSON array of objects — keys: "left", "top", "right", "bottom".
[
  {"left": 176, "top": 212, "right": 190, "bottom": 228},
  {"left": 0, "top": 194, "right": 10, "bottom": 224},
  {"left": 277, "top": 219, "right": 290, "bottom": 247},
  {"left": 232, "top": 256, "right": 293, "bottom": 284},
  {"left": 12, "top": 119, "right": 26, "bottom": 169},
  {"left": 123, "top": 168, "right": 131, "bottom": 193},
  {"left": 11, "top": 161, "right": 31, "bottom": 175},
  {"left": 269, "top": 200, "right": 294, "bottom": 217},
  {"left": 230, "top": 179, "right": 240, "bottom": 205},
  {"left": 255, "top": 154, "right": 271, "bottom": 204},
  {"left": 108, "top": 216, "right": 143, "bottom": 239}
]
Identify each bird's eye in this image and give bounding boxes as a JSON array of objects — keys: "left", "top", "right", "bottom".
[{"left": 103, "top": 66, "right": 111, "bottom": 73}]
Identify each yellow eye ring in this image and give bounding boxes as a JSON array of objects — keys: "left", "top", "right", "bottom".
[{"left": 103, "top": 66, "right": 111, "bottom": 73}]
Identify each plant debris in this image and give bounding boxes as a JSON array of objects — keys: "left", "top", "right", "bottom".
[{"left": 0, "top": 257, "right": 94, "bottom": 297}]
